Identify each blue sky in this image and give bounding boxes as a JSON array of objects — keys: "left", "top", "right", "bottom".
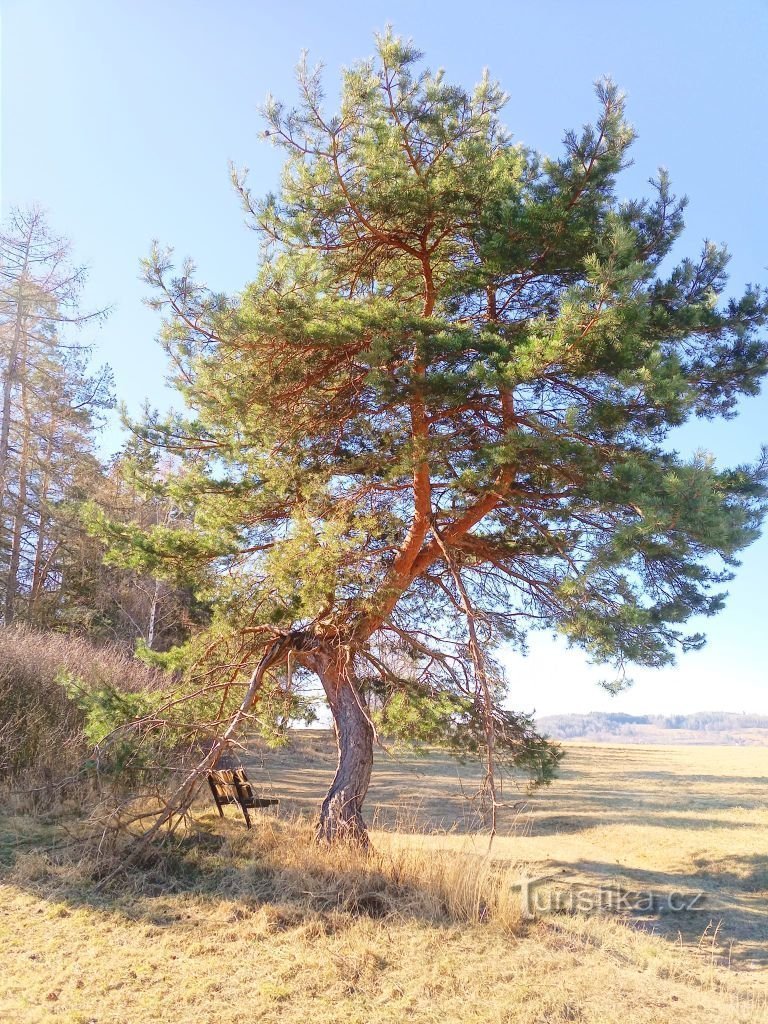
[{"left": 2, "top": 0, "right": 767, "bottom": 716}]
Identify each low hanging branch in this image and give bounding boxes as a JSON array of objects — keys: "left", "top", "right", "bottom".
[
  {"left": 95, "top": 632, "right": 297, "bottom": 883},
  {"left": 431, "top": 524, "right": 499, "bottom": 839}
]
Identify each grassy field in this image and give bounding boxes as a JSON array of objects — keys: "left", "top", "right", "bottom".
[{"left": 1, "top": 735, "right": 767, "bottom": 1023}]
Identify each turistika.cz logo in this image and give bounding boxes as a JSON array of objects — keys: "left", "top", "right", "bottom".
[{"left": 515, "top": 874, "right": 707, "bottom": 920}]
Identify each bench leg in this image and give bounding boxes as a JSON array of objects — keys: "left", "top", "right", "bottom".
[
  {"left": 231, "top": 774, "right": 253, "bottom": 829},
  {"left": 208, "top": 777, "right": 225, "bottom": 818}
]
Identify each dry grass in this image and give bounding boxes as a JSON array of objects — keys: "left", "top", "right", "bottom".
[
  {"left": 254, "top": 733, "right": 768, "bottom": 966},
  {"left": 1, "top": 737, "right": 768, "bottom": 1022},
  {"left": 0, "top": 625, "right": 166, "bottom": 792}
]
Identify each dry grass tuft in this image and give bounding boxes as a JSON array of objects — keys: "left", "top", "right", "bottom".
[
  {"left": 215, "top": 813, "right": 525, "bottom": 931},
  {"left": 35, "top": 810, "right": 526, "bottom": 934},
  {"left": 0, "top": 624, "right": 166, "bottom": 797}
]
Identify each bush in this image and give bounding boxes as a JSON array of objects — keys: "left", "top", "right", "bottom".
[{"left": 0, "top": 625, "right": 167, "bottom": 792}]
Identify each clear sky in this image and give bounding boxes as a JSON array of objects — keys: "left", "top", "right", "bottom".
[{"left": 2, "top": 0, "right": 766, "bottom": 716}]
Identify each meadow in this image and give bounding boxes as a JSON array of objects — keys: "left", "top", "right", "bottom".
[{"left": 1, "top": 735, "right": 767, "bottom": 1023}]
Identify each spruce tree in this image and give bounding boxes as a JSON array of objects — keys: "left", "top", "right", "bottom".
[
  {"left": 0, "top": 208, "right": 113, "bottom": 627},
  {"left": 103, "top": 35, "right": 768, "bottom": 841}
]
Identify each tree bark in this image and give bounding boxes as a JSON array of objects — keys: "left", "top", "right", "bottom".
[
  {"left": 0, "top": 280, "right": 27, "bottom": 495},
  {"left": 29, "top": 426, "right": 53, "bottom": 614},
  {"left": 4, "top": 377, "right": 32, "bottom": 624},
  {"left": 146, "top": 577, "right": 162, "bottom": 649},
  {"left": 312, "top": 648, "right": 374, "bottom": 845}
]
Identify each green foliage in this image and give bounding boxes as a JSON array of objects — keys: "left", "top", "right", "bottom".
[
  {"left": 134, "top": 638, "right": 193, "bottom": 673},
  {"left": 375, "top": 689, "right": 472, "bottom": 747},
  {"left": 375, "top": 687, "right": 563, "bottom": 786},
  {"left": 57, "top": 672, "right": 156, "bottom": 746},
  {"left": 254, "top": 688, "right": 320, "bottom": 747},
  {"left": 57, "top": 670, "right": 164, "bottom": 777}
]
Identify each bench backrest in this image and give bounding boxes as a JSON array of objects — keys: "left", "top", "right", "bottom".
[{"left": 208, "top": 767, "right": 256, "bottom": 808}]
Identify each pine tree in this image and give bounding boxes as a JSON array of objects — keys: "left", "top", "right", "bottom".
[{"left": 103, "top": 35, "right": 768, "bottom": 842}]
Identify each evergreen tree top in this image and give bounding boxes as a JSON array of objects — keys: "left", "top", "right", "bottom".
[{"left": 109, "top": 32, "right": 767, "bottom": 696}]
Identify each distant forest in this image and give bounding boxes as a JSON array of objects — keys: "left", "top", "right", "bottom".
[{"left": 537, "top": 711, "right": 768, "bottom": 744}]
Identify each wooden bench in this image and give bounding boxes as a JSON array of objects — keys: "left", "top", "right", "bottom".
[{"left": 207, "top": 766, "right": 278, "bottom": 828}]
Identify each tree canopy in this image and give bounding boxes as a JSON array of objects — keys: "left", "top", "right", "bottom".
[{"left": 95, "top": 33, "right": 768, "bottom": 841}]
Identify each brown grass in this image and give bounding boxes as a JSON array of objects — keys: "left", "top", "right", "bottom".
[
  {"left": 1, "top": 737, "right": 768, "bottom": 1022},
  {"left": 0, "top": 624, "right": 166, "bottom": 792},
  {"left": 252, "top": 733, "right": 768, "bottom": 967}
]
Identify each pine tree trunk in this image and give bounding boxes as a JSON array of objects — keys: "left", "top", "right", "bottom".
[
  {"left": 29, "top": 428, "right": 53, "bottom": 617},
  {"left": 4, "top": 378, "right": 32, "bottom": 624},
  {"left": 313, "top": 650, "right": 374, "bottom": 845},
  {"left": 0, "top": 287, "right": 25, "bottom": 494},
  {"left": 146, "top": 578, "right": 161, "bottom": 649}
]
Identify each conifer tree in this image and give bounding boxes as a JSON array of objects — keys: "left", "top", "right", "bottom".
[
  {"left": 103, "top": 35, "right": 768, "bottom": 842},
  {"left": 0, "top": 207, "right": 113, "bottom": 625}
]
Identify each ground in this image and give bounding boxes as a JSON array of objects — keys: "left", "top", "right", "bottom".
[{"left": 1, "top": 736, "right": 767, "bottom": 1023}]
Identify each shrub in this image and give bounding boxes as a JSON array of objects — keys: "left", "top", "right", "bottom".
[{"left": 0, "top": 625, "right": 167, "bottom": 792}]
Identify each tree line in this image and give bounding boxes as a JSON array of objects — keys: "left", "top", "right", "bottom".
[
  {"left": 539, "top": 711, "right": 768, "bottom": 739},
  {"left": 0, "top": 207, "right": 199, "bottom": 651}
]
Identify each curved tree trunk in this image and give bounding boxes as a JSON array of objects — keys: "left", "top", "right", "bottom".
[{"left": 312, "top": 649, "right": 374, "bottom": 845}]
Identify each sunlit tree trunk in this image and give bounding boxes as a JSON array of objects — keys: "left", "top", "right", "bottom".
[
  {"left": 4, "top": 381, "right": 31, "bottom": 623},
  {"left": 310, "top": 647, "right": 374, "bottom": 845},
  {"left": 29, "top": 428, "right": 53, "bottom": 614},
  {"left": 146, "top": 577, "right": 162, "bottom": 649}
]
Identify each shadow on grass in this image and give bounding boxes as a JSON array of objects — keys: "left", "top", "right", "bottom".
[
  {"left": 4, "top": 808, "right": 768, "bottom": 971},
  {"left": 5, "top": 737, "right": 768, "bottom": 971},
  {"left": 0, "top": 810, "right": 529, "bottom": 940},
  {"left": 531, "top": 812, "right": 764, "bottom": 833},
  {"left": 535, "top": 855, "right": 768, "bottom": 966}
]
